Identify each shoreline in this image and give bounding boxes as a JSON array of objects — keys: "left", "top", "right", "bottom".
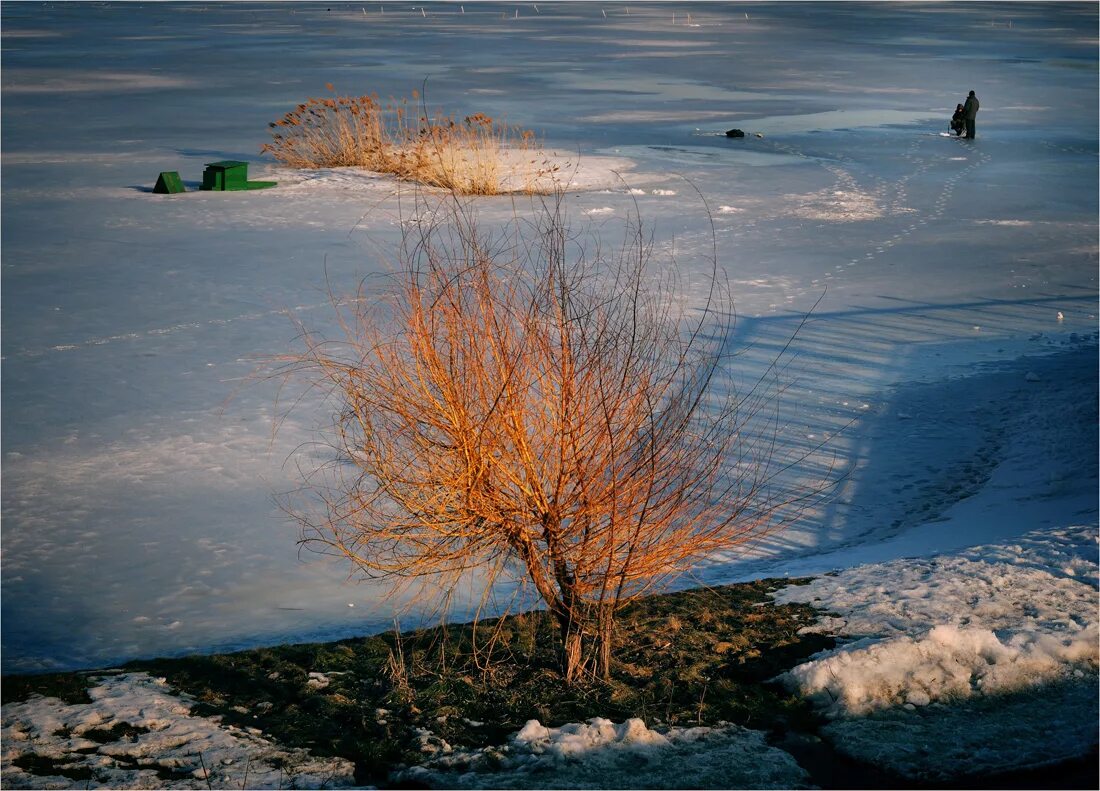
[{"left": 4, "top": 534, "right": 1096, "bottom": 789}]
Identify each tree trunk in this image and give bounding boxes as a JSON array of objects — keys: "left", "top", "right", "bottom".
[
  {"left": 597, "top": 606, "right": 614, "bottom": 681},
  {"left": 562, "top": 625, "right": 585, "bottom": 683}
]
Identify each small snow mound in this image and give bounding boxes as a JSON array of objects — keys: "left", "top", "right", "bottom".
[
  {"left": 618, "top": 716, "right": 668, "bottom": 746},
  {"left": 514, "top": 719, "right": 551, "bottom": 744},
  {"left": 781, "top": 620, "right": 1098, "bottom": 717},
  {"left": 583, "top": 206, "right": 615, "bottom": 216},
  {"left": 514, "top": 717, "right": 668, "bottom": 757},
  {"left": 774, "top": 524, "right": 1099, "bottom": 718},
  {"left": 399, "top": 717, "right": 810, "bottom": 789}
]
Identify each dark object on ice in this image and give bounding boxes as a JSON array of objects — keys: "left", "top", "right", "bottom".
[
  {"left": 200, "top": 160, "right": 277, "bottom": 191},
  {"left": 153, "top": 171, "right": 185, "bottom": 194},
  {"left": 726, "top": 128, "right": 746, "bottom": 138},
  {"left": 950, "top": 104, "right": 965, "bottom": 136},
  {"left": 963, "top": 90, "right": 979, "bottom": 139}
]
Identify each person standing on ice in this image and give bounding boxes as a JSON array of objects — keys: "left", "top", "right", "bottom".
[{"left": 962, "top": 90, "right": 980, "bottom": 139}]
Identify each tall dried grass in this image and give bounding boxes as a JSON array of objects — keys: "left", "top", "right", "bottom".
[{"left": 261, "top": 85, "right": 558, "bottom": 195}]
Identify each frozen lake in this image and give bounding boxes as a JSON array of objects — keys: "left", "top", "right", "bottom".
[{"left": 2, "top": 2, "right": 1097, "bottom": 673}]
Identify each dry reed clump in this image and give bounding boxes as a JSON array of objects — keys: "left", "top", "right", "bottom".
[{"left": 261, "top": 84, "right": 558, "bottom": 195}]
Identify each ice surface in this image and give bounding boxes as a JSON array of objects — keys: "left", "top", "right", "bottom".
[
  {"left": 2, "top": 1, "right": 1097, "bottom": 671},
  {"left": 814, "top": 678, "right": 1099, "bottom": 782}
]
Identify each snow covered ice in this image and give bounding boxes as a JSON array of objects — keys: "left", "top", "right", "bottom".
[
  {"left": 1, "top": 2, "right": 1097, "bottom": 781},
  {"left": 3, "top": 0, "right": 1095, "bottom": 677}
]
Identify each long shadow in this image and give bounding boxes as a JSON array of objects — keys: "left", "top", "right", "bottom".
[
  {"left": 128, "top": 180, "right": 204, "bottom": 194},
  {"left": 688, "top": 287, "right": 1098, "bottom": 583},
  {"left": 701, "top": 291, "right": 1099, "bottom": 787}
]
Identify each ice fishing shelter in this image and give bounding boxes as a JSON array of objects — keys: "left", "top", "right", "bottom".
[
  {"left": 200, "top": 161, "right": 276, "bottom": 191},
  {"left": 153, "top": 171, "right": 186, "bottom": 194}
]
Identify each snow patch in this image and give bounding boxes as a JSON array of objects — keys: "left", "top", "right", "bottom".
[
  {"left": 246, "top": 151, "right": 639, "bottom": 198},
  {"left": 0, "top": 673, "right": 356, "bottom": 789},
  {"left": 397, "top": 717, "right": 809, "bottom": 789},
  {"left": 783, "top": 188, "right": 885, "bottom": 222},
  {"left": 774, "top": 524, "right": 1098, "bottom": 717},
  {"left": 2, "top": 69, "right": 194, "bottom": 94}
]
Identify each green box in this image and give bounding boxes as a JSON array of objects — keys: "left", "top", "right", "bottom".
[
  {"left": 153, "top": 171, "right": 186, "bottom": 194},
  {"left": 200, "top": 160, "right": 276, "bottom": 191},
  {"left": 201, "top": 160, "right": 250, "bottom": 191}
]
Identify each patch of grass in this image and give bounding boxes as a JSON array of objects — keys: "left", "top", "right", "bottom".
[
  {"left": 109, "top": 754, "right": 197, "bottom": 782},
  {"left": 81, "top": 720, "right": 150, "bottom": 743},
  {"left": 12, "top": 754, "right": 95, "bottom": 782},
  {"left": 120, "top": 578, "right": 830, "bottom": 786},
  {"left": 1, "top": 671, "right": 96, "bottom": 705},
  {"left": 261, "top": 85, "right": 558, "bottom": 195},
  {"left": 127, "top": 637, "right": 409, "bottom": 784}
]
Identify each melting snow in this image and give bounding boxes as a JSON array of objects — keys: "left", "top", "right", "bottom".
[
  {"left": 397, "top": 717, "right": 810, "bottom": 789},
  {"left": 772, "top": 523, "right": 1098, "bottom": 778},
  {"left": 773, "top": 524, "right": 1098, "bottom": 717},
  {"left": 0, "top": 673, "right": 355, "bottom": 789}
]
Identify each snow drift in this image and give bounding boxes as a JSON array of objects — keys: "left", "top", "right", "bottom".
[
  {"left": 773, "top": 524, "right": 1098, "bottom": 717},
  {"left": 772, "top": 523, "right": 1098, "bottom": 779}
]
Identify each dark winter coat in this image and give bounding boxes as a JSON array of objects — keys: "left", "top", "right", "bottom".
[
  {"left": 963, "top": 94, "right": 979, "bottom": 120},
  {"left": 950, "top": 107, "right": 966, "bottom": 134}
]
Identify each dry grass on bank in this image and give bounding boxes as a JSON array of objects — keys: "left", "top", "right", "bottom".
[{"left": 261, "top": 85, "right": 559, "bottom": 195}]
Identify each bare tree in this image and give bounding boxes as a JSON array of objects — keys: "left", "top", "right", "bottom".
[{"left": 282, "top": 192, "right": 811, "bottom": 682}]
